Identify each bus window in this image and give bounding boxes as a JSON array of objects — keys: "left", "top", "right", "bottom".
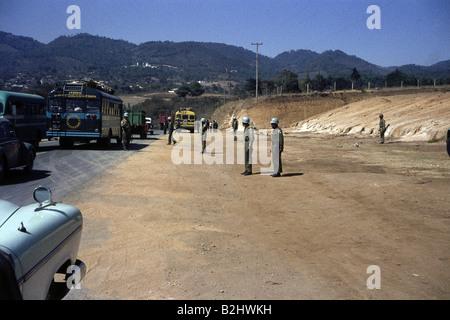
[
  {"left": 38, "top": 103, "right": 46, "bottom": 115},
  {"left": 190, "top": 115, "right": 195, "bottom": 120},
  {"left": 49, "top": 99, "right": 65, "bottom": 113},
  {"left": 13, "top": 103, "right": 24, "bottom": 115},
  {"left": 66, "top": 100, "right": 85, "bottom": 113},
  {"left": 182, "top": 115, "right": 188, "bottom": 120},
  {"left": 87, "top": 100, "right": 101, "bottom": 113}
]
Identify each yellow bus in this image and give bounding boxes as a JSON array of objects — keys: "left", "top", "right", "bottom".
[{"left": 175, "top": 107, "right": 195, "bottom": 133}]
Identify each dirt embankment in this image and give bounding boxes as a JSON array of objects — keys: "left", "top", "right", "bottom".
[
  {"left": 212, "top": 88, "right": 450, "bottom": 142},
  {"left": 70, "top": 130, "right": 449, "bottom": 300}
]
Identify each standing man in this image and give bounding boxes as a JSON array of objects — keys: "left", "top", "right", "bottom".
[
  {"left": 232, "top": 116, "right": 238, "bottom": 141},
  {"left": 167, "top": 116, "right": 177, "bottom": 145},
  {"left": 163, "top": 117, "right": 168, "bottom": 134},
  {"left": 379, "top": 114, "right": 389, "bottom": 144},
  {"left": 201, "top": 118, "right": 208, "bottom": 153},
  {"left": 241, "top": 116, "right": 254, "bottom": 176},
  {"left": 121, "top": 112, "right": 132, "bottom": 151},
  {"left": 270, "top": 118, "right": 284, "bottom": 177}
]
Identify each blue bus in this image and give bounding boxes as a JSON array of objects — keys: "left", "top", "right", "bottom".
[
  {"left": 46, "top": 80, "right": 123, "bottom": 148},
  {"left": 0, "top": 90, "right": 47, "bottom": 148}
]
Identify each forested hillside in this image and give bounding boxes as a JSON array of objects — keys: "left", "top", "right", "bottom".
[{"left": 1, "top": 32, "right": 449, "bottom": 96}]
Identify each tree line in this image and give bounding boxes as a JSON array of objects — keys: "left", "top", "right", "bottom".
[{"left": 239, "top": 68, "right": 450, "bottom": 97}]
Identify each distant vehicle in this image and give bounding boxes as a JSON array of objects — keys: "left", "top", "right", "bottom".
[
  {"left": 0, "top": 90, "right": 47, "bottom": 148},
  {"left": 0, "top": 186, "right": 86, "bottom": 299},
  {"left": 0, "top": 118, "right": 36, "bottom": 182},
  {"left": 46, "top": 80, "right": 123, "bottom": 148},
  {"left": 125, "top": 110, "right": 148, "bottom": 139},
  {"left": 145, "top": 117, "right": 154, "bottom": 135},
  {"left": 175, "top": 107, "right": 196, "bottom": 133}
]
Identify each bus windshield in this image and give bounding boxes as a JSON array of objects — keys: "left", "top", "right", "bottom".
[
  {"left": 48, "top": 99, "right": 65, "bottom": 113},
  {"left": 66, "top": 100, "right": 85, "bottom": 113}
]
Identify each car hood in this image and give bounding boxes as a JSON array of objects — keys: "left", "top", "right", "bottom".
[{"left": 0, "top": 200, "right": 20, "bottom": 226}]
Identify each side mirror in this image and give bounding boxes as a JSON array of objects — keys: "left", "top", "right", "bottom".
[{"left": 33, "top": 186, "right": 53, "bottom": 207}]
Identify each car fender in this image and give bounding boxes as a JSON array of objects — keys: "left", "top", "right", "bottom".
[
  {"left": 17, "top": 142, "right": 35, "bottom": 167},
  {"left": 0, "top": 201, "right": 83, "bottom": 299}
]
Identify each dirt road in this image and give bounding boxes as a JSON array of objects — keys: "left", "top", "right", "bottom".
[{"left": 66, "top": 130, "right": 449, "bottom": 300}]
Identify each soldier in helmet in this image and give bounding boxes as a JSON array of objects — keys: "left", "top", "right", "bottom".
[
  {"left": 270, "top": 117, "right": 284, "bottom": 177},
  {"left": 121, "top": 112, "right": 132, "bottom": 150},
  {"left": 201, "top": 118, "right": 208, "bottom": 153},
  {"left": 241, "top": 116, "right": 254, "bottom": 176},
  {"left": 379, "top": 114, "right": 389, "bottom": 144},
  {"left": 167, "top": 116, "right": 177, "bottom": 145}
]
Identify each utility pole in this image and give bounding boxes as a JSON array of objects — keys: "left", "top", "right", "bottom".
[{"left": 251, "top": 42, "right": 263, "bottom": 102}]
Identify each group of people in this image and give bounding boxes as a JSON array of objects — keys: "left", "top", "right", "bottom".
[
  {"left": 199, "top": 116, "right": 284, "bottom": 177},
  {"left": 120, "top": 113, "right": 179, "bottom": 150},
  {"left": 123, "top": 112, "right": 388, "bottom": 175}
]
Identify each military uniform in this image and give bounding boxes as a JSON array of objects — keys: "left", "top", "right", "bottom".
[
  {"left": 201, "top": 120, "right": 208, "bottom": 153},
  {"left": 243, "top": 124, "right": 254, "bottom": 174},
  {"left": 379, "top": 114, "right": 386, "bottom": 144},
  {"left": 167, "top": 121, "right": 176, "bottom": 145},
  {"left": 271, "top": 126, "right": 284, "bottom": 176},
  {"left": 121, "top": 118, "right": 132, "bottom": 150}
]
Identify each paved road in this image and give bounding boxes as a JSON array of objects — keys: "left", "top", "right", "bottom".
[{"left": 0, "top": 132, "right": 162, "bottom": 207}]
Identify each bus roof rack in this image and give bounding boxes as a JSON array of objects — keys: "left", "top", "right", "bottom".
[
  {"left": 178, "top": 107, "right": 193, "bottom": 111},
  {"left": 63, "top": 79, "right": 115, "bottom": 95}
]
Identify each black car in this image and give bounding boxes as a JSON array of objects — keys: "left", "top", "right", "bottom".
[{"left": 0, "top": 118, "right": 36, "bottom": 182}]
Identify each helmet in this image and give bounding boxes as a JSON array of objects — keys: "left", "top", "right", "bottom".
[
  {"left": 201, "top": 118, "right": 206, "bottom": 122},
  {"left": 242, "top": 116, "right": 250, "bottom": 124},
  {"left": 233, "top": 116, "right": 236, "bottom": 119},
  {"left": 270, "top": 117, "right": 279, "bottom": 124},
  {"left": 168, "top": 117, "right": 171, "bottom": 120},
  {"left": 379, "top": 114, "right": 383, "bottom": 118},
  {"left": 124, "top": 113, "right": 129, "bottom": 117}
]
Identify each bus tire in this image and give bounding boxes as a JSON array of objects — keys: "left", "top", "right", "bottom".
[{"left": 99, "top": 131, "right": 112, "bottom": 147}]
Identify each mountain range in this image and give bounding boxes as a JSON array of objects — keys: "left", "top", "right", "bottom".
[{"left": 1, "top": 31, "right": 449, "bottom": 92}]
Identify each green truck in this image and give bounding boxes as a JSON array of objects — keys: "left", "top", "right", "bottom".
[{"left": 125, "top": 110, "right": 149, "bottom": 139}]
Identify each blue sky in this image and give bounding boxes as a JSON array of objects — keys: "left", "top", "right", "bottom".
[{"left": 0, "top": 0, "right": 449, "bottom": 67}]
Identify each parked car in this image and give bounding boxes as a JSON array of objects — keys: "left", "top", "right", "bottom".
[
  {"left": 0, "top": 186, "right": 86, "bottom": 299},
  {"left": 0, "top": 118, "right": 35, "bottom": 182}
]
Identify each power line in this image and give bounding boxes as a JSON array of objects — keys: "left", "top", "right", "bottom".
[{"left": 251, "top": 42, "right": 263, "bottom": 101}]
